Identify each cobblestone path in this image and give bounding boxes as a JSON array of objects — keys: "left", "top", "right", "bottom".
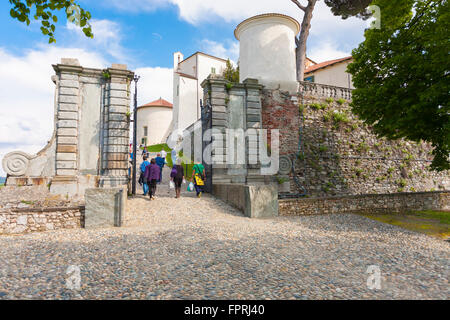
[{"left": 0, "top": 173, "right": 448, "bottom": 299}]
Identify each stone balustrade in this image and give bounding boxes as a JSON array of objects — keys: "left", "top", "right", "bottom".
[{"left": 298, "top": 81, "right": 353, "bottom": 100}]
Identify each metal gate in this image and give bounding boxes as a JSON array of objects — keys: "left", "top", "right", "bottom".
[{"left": 201, "top": 99, "right": 213, "bottom": 193}]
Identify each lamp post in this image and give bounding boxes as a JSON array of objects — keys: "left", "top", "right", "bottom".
[{"left": 132, "top": 74, "right": 140, "bottom": 196}]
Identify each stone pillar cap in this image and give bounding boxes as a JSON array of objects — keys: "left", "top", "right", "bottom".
[
  {"left": 111, "top": 64, "right": 127, "bottom": 70},
  {"left": 60, "top": 58, "right": 80, "bottom": 66}
]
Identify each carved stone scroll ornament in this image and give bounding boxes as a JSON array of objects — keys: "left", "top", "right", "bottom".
[{"left": 2, "top": 151, "right": 31, "bottom": 176}]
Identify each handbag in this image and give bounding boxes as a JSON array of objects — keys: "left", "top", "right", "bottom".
[
  {"left": 170, "top": 167, "right": 177, "bottom": 178},
  {"left": 169, "top": 180, "right": 175, "bottom": 189},
  {"left": 194, "top": 174, "right": 204, "bottom": 186},
  {"left": 188, "top": 182, "right": 194, "bottom": 192}
]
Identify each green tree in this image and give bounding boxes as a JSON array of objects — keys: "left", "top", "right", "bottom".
[
  {"left": 291, "top": 0, "right": 372, "bottom": 80},
  {"left": 222, "top": 59, "right": 240, "bottom": 83},
  {"left": 9, "top": 0, "right": 93, "bottom": 43},
  {"left": 348, "top": 0, "right": 449, "bottom": 171}
]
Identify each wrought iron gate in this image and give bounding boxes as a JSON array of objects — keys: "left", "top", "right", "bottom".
[{"left": 201, "top": 99, "right": 213, "bottom": 193}]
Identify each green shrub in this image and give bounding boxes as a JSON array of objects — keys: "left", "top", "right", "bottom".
[
  {"left": 397, "top": 179, "right": 407, "bottom": 187},
  {"left": 333, "top": 111, "right": 349, "bottom": 124},
  {"left": 298, "top": 104, "right": 306, "bottom": 114},
  {"left": 357, "top": 142, "right": 370, "bottom": 153},
  {"left": 337, "top": 98, "right": 346, "bottom": 105},
  {"left": 310, "top": 102, "right": 327, "bottom": 110},
  {"left": 326, "top": 98, "right": 334, "bottom": 104}
]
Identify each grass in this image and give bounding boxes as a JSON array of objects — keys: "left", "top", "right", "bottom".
[
  {"left": 358, "top": 210, "right": 450, "bottom": 240},
  {"left": 143, "top": 143, "right": 171, "bottom": 153},
  {"left": 142, "top": 143, "right": 173, "bottom": 167}
]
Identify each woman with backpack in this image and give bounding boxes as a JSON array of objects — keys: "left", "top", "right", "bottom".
[
  {"left": 192, "top": 161, "right": 206, "bottom": 198},
  {"left": 170, "top": 159, "right": 185, "bottom": 199},
  {"left": 143, "top": 158, "right": 160, "bottom": 200}
]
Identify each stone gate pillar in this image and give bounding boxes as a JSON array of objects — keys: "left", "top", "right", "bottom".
[
  {"left": 51, "top": 58, "right": 83, "bottom": 195},
  {"left": 99, "top": 64, "right": 133, "bottom": 188},
  {"left": 201, "top": 75, "right": 266, "bottom": 185}
]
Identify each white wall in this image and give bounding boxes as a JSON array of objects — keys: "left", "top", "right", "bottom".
[
  {"left": 236, "top": 14, "right": 299, "bottom": 91},
  {"left": 137, "top": 106, "right": 173, "bottom": 146},
  {"left": 172, "top": 52, "right": 227, "bottom": 132},
  {"left": 307, "top": 61, "right": 354, "bottom": 89},
  {"left": 197, "top": 54, "right": 226, "bottom": 110},
  {"left": 177, "top": 76, "right": 198, "bottom": 131},
  {"left": 177, "top": 55, "right": 197, "bottom": 77}
]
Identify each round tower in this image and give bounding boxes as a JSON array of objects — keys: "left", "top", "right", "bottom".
[{"left": 235, "top": 13, "right": 300, "bottom": 92}]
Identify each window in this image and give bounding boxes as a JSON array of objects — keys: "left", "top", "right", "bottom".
[
  {"left": 143, "top": 126, "right": 148, "bottom": 136},
  {"left": 141, "top": 138, "right": 147, "bottom": 145},
  {"left": 211, "top": 67, "right": 216, "bottom": 74},
  {"left": 304, "top": 76, "right": 315, "bottom": 83},
  {"left": 177, "top": 85, "right": 179, "bottom": 96}
]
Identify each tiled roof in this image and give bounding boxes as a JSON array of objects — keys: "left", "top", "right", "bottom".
[
  {"left": 305, "top": 56, "right": 352, "bottom": 74},
  {"left": 139, "top": 98, "right": 173, "bottom": 109}
]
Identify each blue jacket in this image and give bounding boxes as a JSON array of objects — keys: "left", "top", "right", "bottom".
[
  {"left": 140, "top": 161, "right": 150, "bottom": 173},
  {"left": 155, "top": 156, "right": 165, "bottom": 168}
]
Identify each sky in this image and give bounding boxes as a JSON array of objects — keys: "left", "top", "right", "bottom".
[{"left": 0, "top": 0, "right": 370, "bottom": 177}]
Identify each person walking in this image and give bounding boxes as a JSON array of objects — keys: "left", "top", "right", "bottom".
[
  {"left": 171, "top": 148, "right": 177, "bottom": 166},
  {"left": 140, "top": 156, "right": 150, "bottom": 195},
  {"left": 192, "top": 161, "right": 206, "bottom": 198},
  {"left": 142, "top": 146, "right": 148, "bottom": 158},
  {"left": 155, "top": 153, "right": 165, "bottom": 184},
  {"left": 171, "top": 159, "right": 185, "bottom": 199},
  {"left": 161, "top": 149, "right": 167, "bottom": 163},
  {"left": 144, "top": 158, "right": 160, "bottom": 200}
]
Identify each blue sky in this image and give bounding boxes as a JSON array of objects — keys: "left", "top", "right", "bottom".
[{"left": 0, "top": 0, "right": 369, "bottom": 176}]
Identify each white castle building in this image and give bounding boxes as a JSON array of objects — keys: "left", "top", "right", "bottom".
[
  {"left": 137, "top": 98, "right": 173, "bottom": 147},
  {"left": 172, "top": 51, "right": 227, "bottom": 131}
]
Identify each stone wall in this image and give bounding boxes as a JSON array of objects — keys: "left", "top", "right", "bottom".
[
  {"left": 0, "top": 206, "right": 84, "bottom": 235},
  {"left": 279, "top": 191, "right": 449, "bottom": 216},
  {"left": 261, "top": 81, "right": 449, "bottom": 197},
  {"left": 212, "top": 184, "right": 278, "bottom": 218},
  {"left": 2, "top": 58, "right": 134, "bottom": 199},
  {"left": 201, "top": 76, "right": 267, "bottom": 185}
]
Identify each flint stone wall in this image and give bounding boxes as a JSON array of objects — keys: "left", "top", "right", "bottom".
[
  {"left": 279, "top": 191, "right": 450, "bottom": 216},
  {"left": 0, "top": 206, "right": 84, "bottom": 235}
]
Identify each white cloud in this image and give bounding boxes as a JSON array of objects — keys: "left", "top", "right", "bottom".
[
  {"left": 135, "top": 67, "right": 174, "bottom": 104},
  {"left": 102, "top": 0, "right": 170, "bottom": 12},
  {"left": 200, "top": 39, "right": 239, "bottom": 63},
  {"left": 308, "top": 40, "right": 350, "bottom": 62},
  {"left": 66, "top": 19, "right": 128, "bottom": 63},
  {"left": 109, "top": 0, "right": 366, "bottom": 61}
]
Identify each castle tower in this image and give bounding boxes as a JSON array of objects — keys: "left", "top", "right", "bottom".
[{"left": 234, "top": 13, "right": 300, "bottom": 92}]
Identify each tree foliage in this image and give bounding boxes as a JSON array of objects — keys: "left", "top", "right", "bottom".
[
  {"left": 291, "top": 0, "right": 374, "bottom": 80},
  {"left": 348, "top": 0, "right": 449, "bottom": 171},
  {"left": 222, "top": 59, "right": 240, "bottom": 83},
  {"left": 324, "top": 0, "right": 373, "bottom": 19},
  {"left": 9, "top": 0, "right": 93, "bottom": 43}
]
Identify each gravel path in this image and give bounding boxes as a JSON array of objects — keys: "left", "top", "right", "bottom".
[{"left": 0, "top": 177, "right": 448, "bottom": 299}]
